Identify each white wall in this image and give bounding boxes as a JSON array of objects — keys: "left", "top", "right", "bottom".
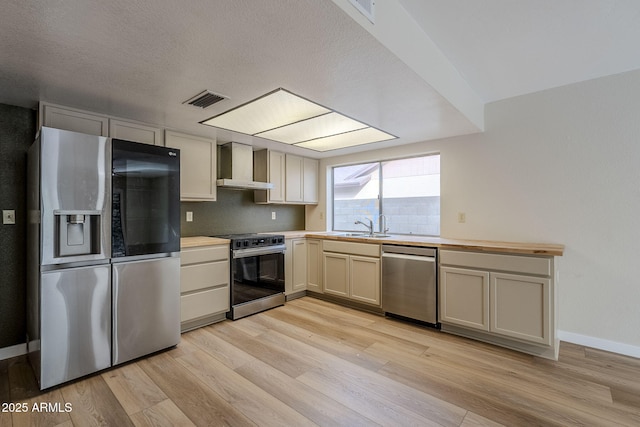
[{"left": 307, "top": 68, "right": 640, "bottom": 357}]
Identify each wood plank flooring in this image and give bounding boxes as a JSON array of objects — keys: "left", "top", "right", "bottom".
[{"left": 2, "top": 296, "right": 640, "bottom": 426}]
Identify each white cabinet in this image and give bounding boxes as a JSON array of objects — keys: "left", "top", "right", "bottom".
[
  {"left": 180, "top": 244, "right": 229, "bottom": 331},
  {"left": 349, "top": 255, "right": 380, "bottom": 305},
  {"left": 440, "top": 266, "right": 489, "bottom": 331},
  {"left": 439, "top": 250, "right": 557, "bottom": 358},
  {"left": 40, "top": 103, "right": 162, "bottom": 145},
  {"left": 254, "top": 150, "right": 318, "bottom": 205},
  {"left": 285, "top": 238, "right": 307, "bottom": 297},
  {"left": 40, "top": 103, "right": 109, "bottom": 136},
  {"left": 254, "top": 150, "right": 285, "bottom": 203},
  {"left": 165, "top": 131, "right": 217, "bottom": 201},
  {"left": 109, "top": 119, "right": 164, "bottom": 146},
  {"left": 286, "top": 154, "right": 319, "bottom": 204},
  {"left": 323, "top": 240, "right": 380, "bottom": 306},
  {"left": 303, "top": 157, "right": 319, "bottom": 204},
  {"left": 306, "top": 239, "right": 323, "bottom": 293},
  {"left": 490, "top": 272, "right": 551, "bottom": 345},
  {"left": 285, "top": 154, "right": 304, "bottom": 203}
]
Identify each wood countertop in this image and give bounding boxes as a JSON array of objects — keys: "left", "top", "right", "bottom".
[
  {"left": 181, "top": 233, "right": 564, "bottom": 256},
  {"left": 304, "top": 232, "right": 564, "bottom": 256},
  {"left": 180, "top": 236, "right": 230, "bottom": 248}
]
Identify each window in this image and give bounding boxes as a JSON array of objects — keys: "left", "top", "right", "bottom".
[{"left": 332, "top": 154, "right": 440, "bottom": 236}]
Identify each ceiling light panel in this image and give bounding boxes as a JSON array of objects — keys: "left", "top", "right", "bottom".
[
  {"left": 255, "top": 112, "right": 368, "bottom": 144},
  {"left": 296, "top": 127, "right": 396, "bottom": 151},
  {"left": 201, "top": 89, "right": 329, "bottom": 135}
]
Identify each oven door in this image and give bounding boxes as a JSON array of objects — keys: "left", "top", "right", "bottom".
[
  {"left": 111, "top": 139, "right": 180, "bottom": 258},
  {"left": 231, "top": 247, "right": 285, "bottom": 306}
]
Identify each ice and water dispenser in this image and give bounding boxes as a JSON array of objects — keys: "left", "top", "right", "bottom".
[{"left": 55, "top": 212, "right": 102, "bottom": 257}]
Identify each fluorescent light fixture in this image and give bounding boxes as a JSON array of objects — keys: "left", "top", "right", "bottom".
[
  {"left": 200, "top": 88, "right": 396, "bottom": 151},
  {"left": 296, "top": 127, "right": 394, "bottom": 151},
  {"left": 256, "top": 112, "right": 367, "bottom": 144}
]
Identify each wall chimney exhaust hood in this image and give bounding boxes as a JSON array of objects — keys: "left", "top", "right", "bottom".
[{"left": 216, "top": 142, "right": 274, "bottom": 190}]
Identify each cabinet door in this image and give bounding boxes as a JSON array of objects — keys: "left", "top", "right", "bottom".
[
  {"left": 306, "top": 239, "right": 323, "bottom": 293},
  {"left": 303, "top": 157, "right": 319, "bottom": 204},
  {"left": 440, "top": 266, "right": 489, "bottom": 331},
  {"left": 350, "top": 255, "right": 380, "bottom": 305},
  {"left": 490, "top": 272, "right": 551, "bottom": 345},
  {"left": 269, "top": 151, "right": 286, "bottom": 203},
  {"left": 41, "top": 104, "right": 109, "bottom": 136},
  {"left": 292, "top": 239, "right": 307, "bottom": 292},
  {"left": 323, "top": 252, "right": 349, "bottom": 297},
  {"left": 165, "top": 131, "right": 216, "bottom": 201},
  {"left": 109, "top": 119, "right": 164, "bottom": 146},
  {"left": 285, "top": 154, "right": 304, "bottom": 202}
]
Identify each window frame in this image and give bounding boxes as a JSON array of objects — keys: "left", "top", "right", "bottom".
[{"left": 331, "top": 153, "right": 440, "bottom": 236}]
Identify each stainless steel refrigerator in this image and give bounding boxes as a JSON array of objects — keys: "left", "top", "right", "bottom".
[{"left": 27, "top": 127, "right": 181, "bottom": 389}]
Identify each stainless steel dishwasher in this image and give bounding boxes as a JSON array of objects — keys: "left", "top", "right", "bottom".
[{"left": 381, "top": 245, "right": 439, "bottom": 327}]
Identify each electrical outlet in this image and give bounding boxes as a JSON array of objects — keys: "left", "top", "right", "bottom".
[
  {"left": 319, "top": 212, "right": 324, "bottom": 220},
  {"left": 457, "top": 212, "right": 466, "bottom": 223},
  {"left": 271, "top": 211, "right": 276, "bottom": 220},
  {"left": 186, "top": 211, "right": 193, "bottom": 222},
  {"left": 3, "top": 210, "right": 16, "bottom": 225}
]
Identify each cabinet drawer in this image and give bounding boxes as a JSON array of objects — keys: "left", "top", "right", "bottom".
[
  {"left": 181, "top": 245, "right": 228, "bottom": 265},
  {"left": 181, "top": 287, "right": 229, "bottom": 322},
  {"left": 181, "top": 261, "right": 228, "bottom": 293},
  {"left": 323, "top": 240, "right": 379, "bottom": 257},
  {"left": 440, "top": 250, "right": 551, "bottom": 276}
]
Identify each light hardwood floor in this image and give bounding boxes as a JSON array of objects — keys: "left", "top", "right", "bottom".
[{"left": 2, "top": 296, "right": 640, "bottom": 426}]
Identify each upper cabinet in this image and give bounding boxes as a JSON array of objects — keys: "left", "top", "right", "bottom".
[
  {"left": 254, "top": 150, "right": 285, "bottom": 203},
  {"left": 165, "top": 131, "right": 217, "bottom": 202},
  {"left": 285, "top": 154, "right": 304, "bottom": 203},
  {"left": 254, "top": 150, "right": 318, "bottom": 205},
  {"left": 40, "top": 103, "right": 109, "bottom": 136},
  {"left": 40, "top": 103, "right": 162, "bottom": 145},
  {"left": 302, "top": 156, "right": 319, "bottom": 204},
  {"left": 109, "top": 119, "right": 164, "bottom": 146}
]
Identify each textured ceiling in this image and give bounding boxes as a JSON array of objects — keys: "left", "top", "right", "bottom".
[{"left": 1, "top": 1, "right": 639, "bottom": 157}]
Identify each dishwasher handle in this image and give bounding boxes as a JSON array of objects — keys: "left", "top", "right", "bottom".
[
  {"left": 381, "top": 244, "right": 436, "bottom": 258},
  {"left": 382, "top": 252, "right": 435, "bottom": 262}
]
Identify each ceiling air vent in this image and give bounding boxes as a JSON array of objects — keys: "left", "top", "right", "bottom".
[
  {"left": 348, "top": 0, "right": 375, "bottom": 23},
  {"left": 183, "top": 90, "right": 228, "bottom": 109}
]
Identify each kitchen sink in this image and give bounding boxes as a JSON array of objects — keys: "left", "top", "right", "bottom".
[{"left": 334, "top": 232, "right": 392, "bottom": 238}]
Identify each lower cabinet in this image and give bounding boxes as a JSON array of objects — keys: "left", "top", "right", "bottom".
[
  {"left": 439, "top": 250, "right": 557, "bottom": 358},
  {"left": 285, "top": 238, "right": 307, "bottom": 297},
  {"left": 306, "top": 239, "right": 323, "bottom": 293},
  {"left": 322, "top": 240, "right": 380, "bottom": 306},
  {"left": 180, "top": 244, "right": 229, "bottom": 332}
]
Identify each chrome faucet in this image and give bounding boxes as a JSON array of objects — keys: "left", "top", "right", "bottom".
[
  {"left": 379, "top": 214, "right": 389, "bottom": 234},
  {"left": 354, "top": 218, "right": 374, "bottom": 236}
]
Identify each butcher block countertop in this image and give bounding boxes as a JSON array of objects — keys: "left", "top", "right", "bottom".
[
  {"left": 305, "top": 232, "right": 564, "bottom": 256},
  {"left": 180, "top": 236, "right": 230, "bottom": 249},
  {"left": 182, "top": 233, "right": 563, "bottom": 256}
]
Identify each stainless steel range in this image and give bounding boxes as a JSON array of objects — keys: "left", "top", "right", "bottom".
[{"left": 216, "top": 234, "right": 286, "bottom": 320}]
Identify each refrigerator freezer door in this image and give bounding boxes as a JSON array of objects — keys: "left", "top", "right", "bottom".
[
  {"left": 112, "top": 256, "right": 180, "bottom": 365},
  {"left": 39, "top": 127, "right": 110, "bottom": 265},
  {"left": 40, "top": 265, "right": 111, "bottom": 389}
]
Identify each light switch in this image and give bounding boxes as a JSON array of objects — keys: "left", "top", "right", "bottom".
[
  {"left": 3, "top": 210, "right": 16, "bottom": 225},
  {"left": 457, "top": 212, "right": 466, "bottom": 223}
]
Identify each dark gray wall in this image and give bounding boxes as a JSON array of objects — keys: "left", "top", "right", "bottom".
[
  {"left": 0, "top": 104, "right": 36, "bottom": 348},
  {"left": 181, "top": 188, "right": 305, "bottom": 236}
]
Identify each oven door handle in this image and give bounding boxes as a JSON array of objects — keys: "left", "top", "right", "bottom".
[{"left": 232, "top": 245, "right": 286, "bottom": 259}]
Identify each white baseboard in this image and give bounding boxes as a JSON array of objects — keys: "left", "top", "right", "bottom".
[
  {"left": 0, "top": 343, "right": 27, "bottom": 361},
  {"left": 558, "top": 330, "right": 640, "bottom": 359}
]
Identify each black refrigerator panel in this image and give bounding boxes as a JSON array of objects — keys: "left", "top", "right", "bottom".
[{"left": 111, "top": 139, "right": 180, "bottom": 258}]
